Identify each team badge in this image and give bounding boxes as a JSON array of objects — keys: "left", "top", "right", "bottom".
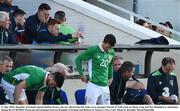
[
  {"left": 169, "top": 80, "right": 174, "bottom": 86},
  {"left": 159, "top": 81, "right": 162, "bottom": 85}
]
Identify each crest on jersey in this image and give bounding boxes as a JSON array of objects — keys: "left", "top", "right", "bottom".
[
  {"left": 169, "top": 80, "right": 174, "bottom": 86},
  {"left": 108, "top": 55, "right": 113, "bottom": 61},
  {"left": 159, "top": 81, "right": 162, "bottom": 85}
]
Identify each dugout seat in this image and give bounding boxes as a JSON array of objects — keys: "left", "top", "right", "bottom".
[
  {"left": 75, "top": 89, "right": 86, "bottom": 104},
  {"left": 60, "top": 90, "right": 69, "bottom": 104}
]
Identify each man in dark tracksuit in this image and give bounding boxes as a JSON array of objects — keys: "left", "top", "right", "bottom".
[
  {"left": 147, "top": 57, "right": 179, "bottom": 104},
  {"left": 0, "top": 11, "right": 16, "bottom": 45},
  {"left": 110, "top": 61, "right": 135, "bottom": 104},
  {"left": 24, "top": 3, "right": 51, "bottom": 44}
]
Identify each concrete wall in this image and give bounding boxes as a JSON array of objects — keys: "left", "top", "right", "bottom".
[{"left": 85, "top": 0, "right": 134, "bottom": 20}]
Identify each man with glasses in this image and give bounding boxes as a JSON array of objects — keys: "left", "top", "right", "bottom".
[
  {"left": 147, "top": 57, "right": 179, "bottom": 104},
  {"left": 0, "top": 56, "right": 13, "bottom": 104}
]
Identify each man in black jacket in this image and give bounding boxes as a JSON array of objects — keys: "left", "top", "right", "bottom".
[
  {"left": 34, "top": 18, "right": 81, "bottom": 44},
  {"left": 0, "top": 11, "right": 16, "bottom": 44},
  {"left": 110, "top": 61, "right": 135, "bottom": 104},
  {"left": 9, "top": 9, "right": 26, "bottom": 44},
  {"left": 24, "top": 3, "right": 51, "bottom": 44}
]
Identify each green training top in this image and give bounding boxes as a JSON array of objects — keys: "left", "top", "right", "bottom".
[
  {"left": 75, "top": 44, "right": 115, "bottom": 86},
  {"left": 59, "top": 24, "right": 75, "bottom": 35},
  {"left": 3, "top": 65, "right": 48, "bottom": 90}
]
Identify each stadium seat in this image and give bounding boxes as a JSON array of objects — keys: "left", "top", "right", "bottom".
[
  {"left": 60, "top": 90, "right": 69, "bottom": 104},
  {"left": 75, "top": 89, "right": 86, "bottom": 104}
]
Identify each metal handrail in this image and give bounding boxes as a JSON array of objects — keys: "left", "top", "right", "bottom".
[{"left": 97, "top": 0, "right": 180, "bottom": 37}]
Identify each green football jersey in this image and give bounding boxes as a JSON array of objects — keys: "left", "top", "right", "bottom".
[
  {"left": 59, "top": 24, "right": 75, "bottom": 35},
  {"left": 75, "top": 44, "right": 115, "bottom": 86},
  {"left": 3, "top": 65, "right": 48, "bottom": 90}
]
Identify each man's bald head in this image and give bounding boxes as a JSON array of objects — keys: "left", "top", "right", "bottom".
[{"left": 51, "top": 63, "right": 69, "bottom": 77}]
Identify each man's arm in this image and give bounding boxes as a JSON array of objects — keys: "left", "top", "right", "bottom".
[
  {"left": 14, "top": 81, "right": 26, "bottom": 104},
  {"left": 75, "top": 47, "right": 95, "bottom": 82},
  {"left": 35, "top": 91, "right": 45, "bottom": 104},
  {"left": 147, "top": 75, "right": 158, "bottom": 102},
  {"left": 108, "top": 61, "right": 113, "bottom": 85},
  {"left": 35, "top": 31, "right": 72, "bottom": 43}
]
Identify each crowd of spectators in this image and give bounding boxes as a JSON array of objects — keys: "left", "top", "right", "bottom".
[{"left": 0, "top": 1, "right": 82, "bottom": 45}]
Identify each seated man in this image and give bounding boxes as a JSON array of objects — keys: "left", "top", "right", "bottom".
[
  {"left": 10, "top": 9, "right": 26, "bottom": 44},
  {"left": 1, "top": 65, "right": 65, "bottom": 104},
  {"left": 123, "top": 80, "right": 154, "bottom": 104},
  {"left": 34, "top": 18, "right": 81, "bottom": 44},
  {"left": 0, "top": 11, "right": 16, "bottom": 44},
  {"left": 147, "top": 57, "right": 179, "bottom": 104},
  {"left": 110, "top": 61, "right": 135, "bottom": 104}
]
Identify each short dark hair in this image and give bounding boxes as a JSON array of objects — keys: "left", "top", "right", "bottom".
[
  {"left": 52, "top": 72, "right": 65, "bottom": 88},
  {"left": 12, "top": 9, "right": 26, "bottom": 17},
  {"left": 103, "top": 34, "right": 116, "bottom": 46},
  {"left": 38, "top": 3, "right": 51, "bottom": 11},
  {"left": 47, "top": 18, "right": 60, "bottom": 27},
  {"left": 119, "top": 61, "right": 135, "bottom": 74},
  {"left": 0, "top": 56, "right": 13, "bottom": 65},
  {"left": 136, "top": 19, "right": 147, "bottom": 26},
  {"left": 164, "top": 21, "right": 173, "bottom": 29},
  {"left": 54, "top": 11, "right": 65, "bottom": 21},
  {"left": 162, "top": 57, "right": 175, "bottom": 66}
]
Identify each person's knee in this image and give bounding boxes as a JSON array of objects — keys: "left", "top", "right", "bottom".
[{"left": 143, "top": 95, "right": 154, "bottom": 104}]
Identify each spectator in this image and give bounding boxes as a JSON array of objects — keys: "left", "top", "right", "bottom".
[
  {"left": 24, "top": 3, "right": 51, "bottom": 44},
  {"left": 0, "top": 56, "right": 13, "bottom": 104},
  {"left": 54, "top": 11, "right": 75, "bottom": 35},
  {"left": 0, "top": 0, "right": 19, "bottom": 18},
  {"left": 9, "top": 9, "right": 26, "bottom": 44},
  {"left": 1, "top": 65, "right": 65, "bottom": 104},
  {"left": 0, "top": 11, "right": 16, "bottom": 45},
  {"left": 147, "top": 57, "right": 179, "bottom": 104},
  {"left": 110, "top": 61, "right": 135, "bottom": 104},
  {"left": 136, "top": 19, "right": 151, "bottom": 29},
  {"left": 34, "top": 18, "right": 81, "bottom": 44},
  {"left": 153, "top": 22, "right": 173, "bottom": 38},
  {"left": 164, "top": 21, "right": 173, "bottom": 38}
]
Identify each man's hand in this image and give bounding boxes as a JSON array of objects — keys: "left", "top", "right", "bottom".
[
  {"left": 159, "top": 96, "right": 176, "bottom": 104},
  {"left": 109, "top": 79, "right": 112, "bottom": 86},
  {"left": 14, "top": 81, "right": 26, "bottom": 104},
  {"left": 72, "top": 32, "right": 83, "bottom": 38},
  {"left": 35, "top": 91, "right": 45, "bottom": 104},
  {"left": 81, "top": 75, "right": 88, "bottom": 83}
]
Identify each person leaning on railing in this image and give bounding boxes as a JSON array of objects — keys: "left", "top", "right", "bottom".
[{"left": 33, "top": 18, "right": 82, "bottom": 44}]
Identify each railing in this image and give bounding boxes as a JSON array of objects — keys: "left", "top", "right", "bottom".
[
  {"left": 1, "top": 44, "right": 180, "bottom": 78},
  {"left": 96, "top": 0, "right": 180, "bottom": 38}
]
